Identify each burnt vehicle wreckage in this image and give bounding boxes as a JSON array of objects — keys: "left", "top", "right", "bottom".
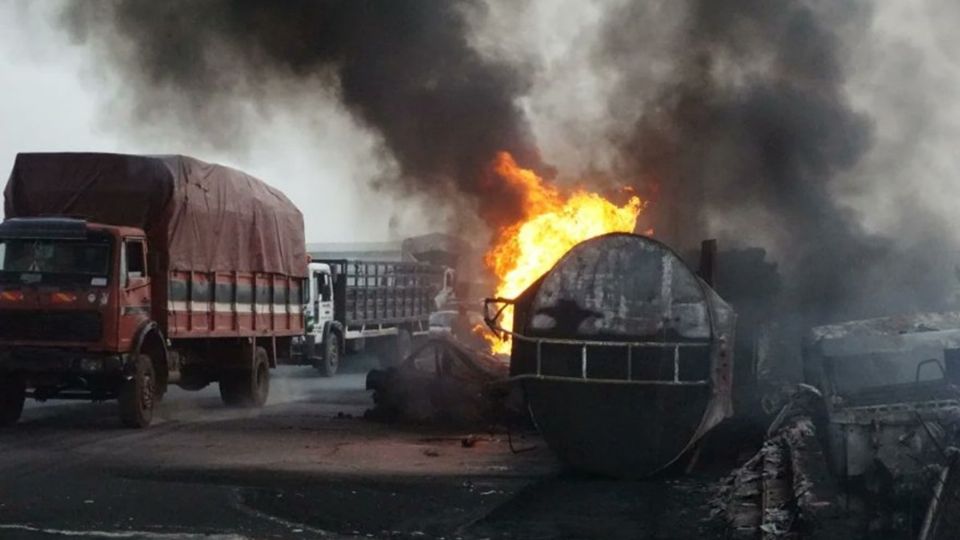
[
  {"left": 467, "top": 232, "right": 960, "bottom": 538},
  {"left": 484, "top": 232, "right": 736, "bottom": 478},
  {"left": 715, "top": 314, "right": 960, "bottom": 539}
]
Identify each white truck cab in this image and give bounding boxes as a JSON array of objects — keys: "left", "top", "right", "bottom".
[
  {"left": 299, "top": 260, "right": 454, "bottom": 377},
  {"left": 305, "top": 262, "right": 334, "bottom": 332}
]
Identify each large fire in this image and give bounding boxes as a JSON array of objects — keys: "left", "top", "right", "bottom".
[{"left": 484, "top": 152, "right": 644, "bottom": 354}]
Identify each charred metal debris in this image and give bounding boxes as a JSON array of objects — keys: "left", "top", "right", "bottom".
[
  {"left": 718, "top": 312, "right": 960, "bottom": 538},
  {"left": 364, "top": 334, "right": 518, "bottom": 426}
]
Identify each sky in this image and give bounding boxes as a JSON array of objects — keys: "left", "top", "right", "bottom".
[{"left": 0, "top": 0, "right": 426, "bottom": 243}]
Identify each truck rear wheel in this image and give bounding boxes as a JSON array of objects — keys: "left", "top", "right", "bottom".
[
  {"left": 219, "top": 347, "right": 270, "bottom": 407},
  {"left": 118, "top": 354, "right": 156, "bottom": 428},
  {"left": 315, "top": 334, "right": 340, "bottom": 377},
  {"left": 0, "top": 374, "right": 25, "bottom": 427}
]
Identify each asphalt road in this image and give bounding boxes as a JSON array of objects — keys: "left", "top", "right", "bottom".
[{"left": 0, "top": 356, "right": 717, "bottom": 539}]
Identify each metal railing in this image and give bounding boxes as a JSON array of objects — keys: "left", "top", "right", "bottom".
[{"left": 484, "top": 297, "right": 712, "bottom": 387}]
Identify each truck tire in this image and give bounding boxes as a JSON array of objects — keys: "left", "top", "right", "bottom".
[
  {"left": 219, "top": 347, "right": 270, "bottom": 407},
  {"left": 315, "top": 334, "right": 340, "bottom": 377},
  {"left": 118, "top": 354, "right": 156, "bottom": 428},
  {"left": 0, "top": 374, "right": 25, "bottom": 427}
]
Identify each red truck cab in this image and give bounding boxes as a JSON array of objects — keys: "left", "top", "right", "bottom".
[{"left": 0, "top": 219, "right": 160, "bottom": 425}]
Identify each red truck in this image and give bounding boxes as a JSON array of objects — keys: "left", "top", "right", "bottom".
[{"left": 0, "top": 153, "right": 307, "bottom": 427}]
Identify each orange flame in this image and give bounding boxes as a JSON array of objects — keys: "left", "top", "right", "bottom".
[{"left": 484, "top": 152, "right": 643, "bottom": 354}]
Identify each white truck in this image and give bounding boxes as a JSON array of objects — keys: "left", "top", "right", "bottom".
[{"left": 295, "top": 259, "right": 454, "bottom": 376}]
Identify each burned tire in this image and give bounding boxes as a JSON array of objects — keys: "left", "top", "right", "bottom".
[
  {"left": 315, "top": 334, "right": 340, "bottom": 378},
  {"left": 219, "top": 347, "right": 270, "bottom": 407},
  {"left": 0, "top": 374, "right": 25, "bottom": 427},
  {"left": 118, "top": 354, "right": 156, "bottom": 428}
]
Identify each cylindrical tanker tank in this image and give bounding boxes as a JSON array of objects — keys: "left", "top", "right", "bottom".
[{"left": 486, "top": 232, "right": 736, "bottom": 478}]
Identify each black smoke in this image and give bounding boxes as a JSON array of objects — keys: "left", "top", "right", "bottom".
[
  {"left": 58, "top": 1, "right": 958, "bottom": 323},
  {"left": 603, "top": 0, "right": 956, "bottom": 324},
  {"left": 59, "top": 0, "right": 543, "bottom": 230}
]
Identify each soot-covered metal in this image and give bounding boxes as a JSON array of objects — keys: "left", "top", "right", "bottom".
[{"left": 486, "top": 232, "right": 736, "bottom": 478}]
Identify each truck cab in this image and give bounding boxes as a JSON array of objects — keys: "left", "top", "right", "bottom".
[
  {"left": 305, "top": 262, "right": 334, "bottom": 334},
  {"left": 805, "top": 314, "right": 960, "bottom": 482},
  {"left": 299, "top": 261, "right": 344, "bottom": 377},
  {"left": 0, "top": 218, "right": 159, "bottom": 426}
]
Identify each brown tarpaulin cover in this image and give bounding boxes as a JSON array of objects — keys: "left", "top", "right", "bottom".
[{"left": 4, "top": 153, "right": 307, "bottom": 277}]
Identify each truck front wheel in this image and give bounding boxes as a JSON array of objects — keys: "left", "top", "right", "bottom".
[
  {"left": 118, "top": 354, "right": 156, "bottom": 428},
  {"left": 0, "top": 374, "right": 25, "bottom": 427},
  {"left": 315, "top": 334, "right": 340, "bottom": 377},
  {"left": 219, "top": 347, "right": 270, "bottom": 407}
]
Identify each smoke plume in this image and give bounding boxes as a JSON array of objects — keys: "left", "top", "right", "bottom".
[
  {"left": 57, "top": 0, "right": 960, "bottom": 324},
  {"left": 59, "top": 0, "right": 543, "bottom": 232},
  {"left": 601, "top": 0, "right": 957, "bottom": 323}
]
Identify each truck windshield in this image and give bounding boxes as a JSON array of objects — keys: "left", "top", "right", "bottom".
[
  {"left": 829, "top": 350, "right": 945, "bottom": 395},
  {"left": 0, "top": 235, "right": 112, "bottom": 283}
]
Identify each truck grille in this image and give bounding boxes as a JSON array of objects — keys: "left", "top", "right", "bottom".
[{"left": 0, "top": 311, "right": 103, "bottom": 342}]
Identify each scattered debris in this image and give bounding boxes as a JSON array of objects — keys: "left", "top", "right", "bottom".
[
  {"left": 713, "top": 385, "right": 848, "bottom": 539},
  {"left": 919, "top": 448, "right": 960, "bottom": 540},
  {"left": 364, "top": 335, "right": 513, "bottom": 426}
]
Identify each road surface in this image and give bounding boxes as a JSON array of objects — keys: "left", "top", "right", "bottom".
[{"left": 0, "top": 358, "right": 716, "bottom": 539}]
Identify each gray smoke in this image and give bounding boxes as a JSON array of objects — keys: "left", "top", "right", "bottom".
[
  {"left": 59, "top": 0, "right": 544, "bottom": 232},
  {"left": 600, "top": 0, "right": 957, "bottom": 323},
  {"left": 56, "top": 0, "right": 960, "bottom": 323}
]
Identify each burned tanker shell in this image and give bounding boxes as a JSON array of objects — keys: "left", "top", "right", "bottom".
[{"left": 509, "top": 233, "right": 735, "bottom": 478}]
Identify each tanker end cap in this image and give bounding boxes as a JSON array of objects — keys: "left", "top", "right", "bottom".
[{"left": 506, "top": 232, "right": 737, "bottom": 478}]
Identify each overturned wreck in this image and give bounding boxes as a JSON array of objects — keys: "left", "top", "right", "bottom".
[{"left": 486, "top": 232, "right": 736, "bottom": 478}]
